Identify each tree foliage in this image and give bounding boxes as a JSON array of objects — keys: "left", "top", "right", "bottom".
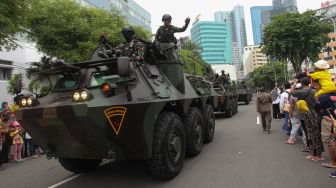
[
  {"left": 24, "top": 0, "right": 151, "bottom": 63},
  {"left": 178, "top": 40, "right": 211, "bottom": 76},
  {"left": 262, "top": 10, "right": 333, "bottom": 76},
  {"left": 7, "top": 73, "right": 23, "bottom": 95},
  {"left": 179, "top": 50, "right": 212, "bottom": 76},
  {"left": 0, "top": 0, "right": 30, "bottom": 51},
  {"left": 250, "top": 62, "right": 286, "bottom": 90}
]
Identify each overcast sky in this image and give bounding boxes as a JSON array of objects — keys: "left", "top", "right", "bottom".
[{"left": 135, "top": 0, "right": 323, "bottom": 45}]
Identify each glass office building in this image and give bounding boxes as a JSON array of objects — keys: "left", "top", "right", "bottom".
[
  {"left": 272, "top": 0, "right": 298, "bottom": 14},
  {"left": 191, "top": 21, "right": 233, "bottom": 64},
  {"left": 250, "top": 6, "right": 273, "bottom": 45},
  {"left": 78, "top": 0, "right": 151, "bottom": 30},
  {"left": 214, "top": 5, "right": 247, "bottom": 79}
]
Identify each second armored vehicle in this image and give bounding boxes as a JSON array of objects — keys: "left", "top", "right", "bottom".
[
  {"left": 210, "top": 72, "right": 238, "bottom": 117},
  {"left": 237, "top": 80, "right": 252, "bottom": 105}
]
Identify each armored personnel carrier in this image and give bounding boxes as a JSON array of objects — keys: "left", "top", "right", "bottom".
[
  {"left": 210, "top": 73, "right": 238, "bottom": 117},
  {"left": 14, "top": 33, "right": 218, "bottom": 179},
  {"left": 237, "top": 80, "right": 252, "bottom": 105}
]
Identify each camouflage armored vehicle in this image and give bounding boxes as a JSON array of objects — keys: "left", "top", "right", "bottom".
[
  {"left": 14, "top": 33, "right": 218, "bottom": 179},
  {"left": 210, "top": 72, "right": 238, "bottom": 117},
  {"left": 237, "top": 80, "right": 252, "bottom": 105}
]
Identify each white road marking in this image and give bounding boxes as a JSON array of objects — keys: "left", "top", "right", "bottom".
[
  {"left": 48, "top": 160, "right": 113, "bottom": 188},
  {"left": 48, "top": 174, "right": 83, "bottom": 188}
]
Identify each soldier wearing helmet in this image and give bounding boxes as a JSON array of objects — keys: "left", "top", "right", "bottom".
[
  {"left": 155, "top": 14, "right": 190, "bottom": 44},
  {"left": 121, "top": 26, "right": 135, "bottom": 43}
]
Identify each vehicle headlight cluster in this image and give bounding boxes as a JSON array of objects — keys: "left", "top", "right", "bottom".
[
  {"left": 72, "top": 90, "right": 92, "bottom": 102},
  {"left": 21, "top": 97, "right": 38, "bottom": 106}
]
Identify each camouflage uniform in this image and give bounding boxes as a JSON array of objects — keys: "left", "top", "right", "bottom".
[{"left": 155, "top": 16, "right": 190, "bottom": 44}]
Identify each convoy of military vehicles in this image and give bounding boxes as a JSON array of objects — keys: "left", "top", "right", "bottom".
[{"left": 14, "top": 27, "right": 252, "bottom": 179}]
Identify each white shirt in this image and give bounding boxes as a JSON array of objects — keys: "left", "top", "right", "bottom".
[
  {"left": 272, "top": 88, "right": 281, "bottom": 104},
  {"left": 279, "top": 89, "right": 290, "bottom": 112},
  {"left": 25, "top": 132, "right": 32, "bottom": 139}
]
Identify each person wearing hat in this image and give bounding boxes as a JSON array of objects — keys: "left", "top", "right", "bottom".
[
  {"left": 307, "top": 60, "right": 336, "bottom": 98},
  {"left": 155, "top": 14, "right": 190, "bottom": 44}
]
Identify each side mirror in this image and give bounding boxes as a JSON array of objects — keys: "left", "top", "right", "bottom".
[
  {"left": 14, "top": 79, "right": 22, "bottom": 95},
  {"left": 117, "top": 57, "right": 131, "bottom": 77}
]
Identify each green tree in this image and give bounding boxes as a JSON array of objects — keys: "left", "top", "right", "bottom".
[
  {"left": 7, "top": 73, "right": 23, "bottom": 95},
  {"left": 0, "top": 0, "right": 30, "bottom": 51},
  {"left": 250, "top": 62, "right": 286, "bottom": 89},
  {"left": 179, "top": 50, "right": 212, "bottom": 76},
  {"left": 262, "top": 10, "right": 332, "bottom": 76},
  {"left": 25, "top": 0, "right": 150, "bottom": 63}
]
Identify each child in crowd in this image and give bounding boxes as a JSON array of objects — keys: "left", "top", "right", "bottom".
[
  {"left": 307, "top": 60, "right": 336, "bottom": 98},
  {"left": 9, "top": 121, "right": 24, "bottom": 162}
]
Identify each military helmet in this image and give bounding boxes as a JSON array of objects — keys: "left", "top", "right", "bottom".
[
  {"left": 162, "top": 14, "right": 172, "bottom": 22},
  {"left": 121, "top": 26, "right": 135, "bottom": 36}
]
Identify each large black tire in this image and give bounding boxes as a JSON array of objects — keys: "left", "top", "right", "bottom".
[
  {"left": 185, "top": 107, "right": 204, "bottom": 157},
  {"left": 234, "top": 99, "right": 238, "bottom": 113},
  {"left": 58, "top": 158, "right": 102, "bottom": 173},
  {"left": 245, "top": 98, "right": 249, "bottom": 105},
  {"left": 231, "top": 100, "right": 237, "bottom": 115},
  {"left": 203, "top": 104, "right": 215, "bottom": 143},
  {"left": 225, "top": 99, "right": 233, "bottom": 118},
  {"left": 148, "top": 112, "right": 185, "bottom": 179}
]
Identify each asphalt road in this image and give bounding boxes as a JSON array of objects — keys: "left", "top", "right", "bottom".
[{"left": 1, "top": 99, "right": 335, "bottom": 188}]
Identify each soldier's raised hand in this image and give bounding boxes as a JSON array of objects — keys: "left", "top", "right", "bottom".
[{"left": 185, "top": 17, "right": 190, "bottom": 24}]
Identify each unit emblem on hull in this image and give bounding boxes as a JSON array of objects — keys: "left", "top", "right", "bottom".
[{"left": 104, "top": 107, "right": 127, "bottom": 135}]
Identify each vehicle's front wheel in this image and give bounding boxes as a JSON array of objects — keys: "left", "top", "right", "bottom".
[
  {"left": 148, "top": 112, "right": 185, "bottom": 179},
  {"left": 58, "top": 158, "right": 102, "bottom": 173}
]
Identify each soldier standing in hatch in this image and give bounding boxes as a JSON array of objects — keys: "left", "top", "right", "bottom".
[
  {"left": 155, "top": 14, "right": 191, "bottom": 44},
  {"left": 220, "top": 70, "right": 228, "bottom": 84}
]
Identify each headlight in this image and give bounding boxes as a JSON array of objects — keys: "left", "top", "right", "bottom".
[
  {"left": 81, "top": 91, "right": 88, "bottom": 100},
  {"left": 72, "top": 90, "right": 93, "bottom": 102},
  {"left": 27, "top": 98, "right": 33, "bottom": 105},
  {"left": 21, "top": 99, "right": 27, "bottom": 106},
  {"left": 73, "top": 92, "right": 80, "bottom": 101}
]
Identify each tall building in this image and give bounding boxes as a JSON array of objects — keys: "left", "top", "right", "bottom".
[
  {"left": 250, "top": 6, "right": 273, "bottom": 45},
  {"left": 260, "top": 10, "right": 272, "bottom": 40},
  {"left": 272, "top": 0, "right": 298, "bottom": 14},
  {"left": 191, "top": 21, "right": 233, "bottom": 65},
  {"left": 214, "top": 5, "right": 247, "bottom": 79},
  {"left": 243, "top": 45, "right": 268, "bottom": 77},
  {"left": 78, "top": 0, "right": 151, "bottom": 30},
  {"left": 191, "top": 21, "right": 237, "bottom": 79}
]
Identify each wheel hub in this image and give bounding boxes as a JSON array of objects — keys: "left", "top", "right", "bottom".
[
  {"left": 194, "top": 119, "right": 202, "bottom": 144},
  {"left": 168, "top": 131, "right": 181, "bottom": 162}
]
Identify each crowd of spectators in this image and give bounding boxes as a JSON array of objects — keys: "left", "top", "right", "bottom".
[
  {"left": 270, "top": 60, "right": 336, "bottom": 178},
  {"left": 0, "top": 101, "right": 41, "bottom": 170}
]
